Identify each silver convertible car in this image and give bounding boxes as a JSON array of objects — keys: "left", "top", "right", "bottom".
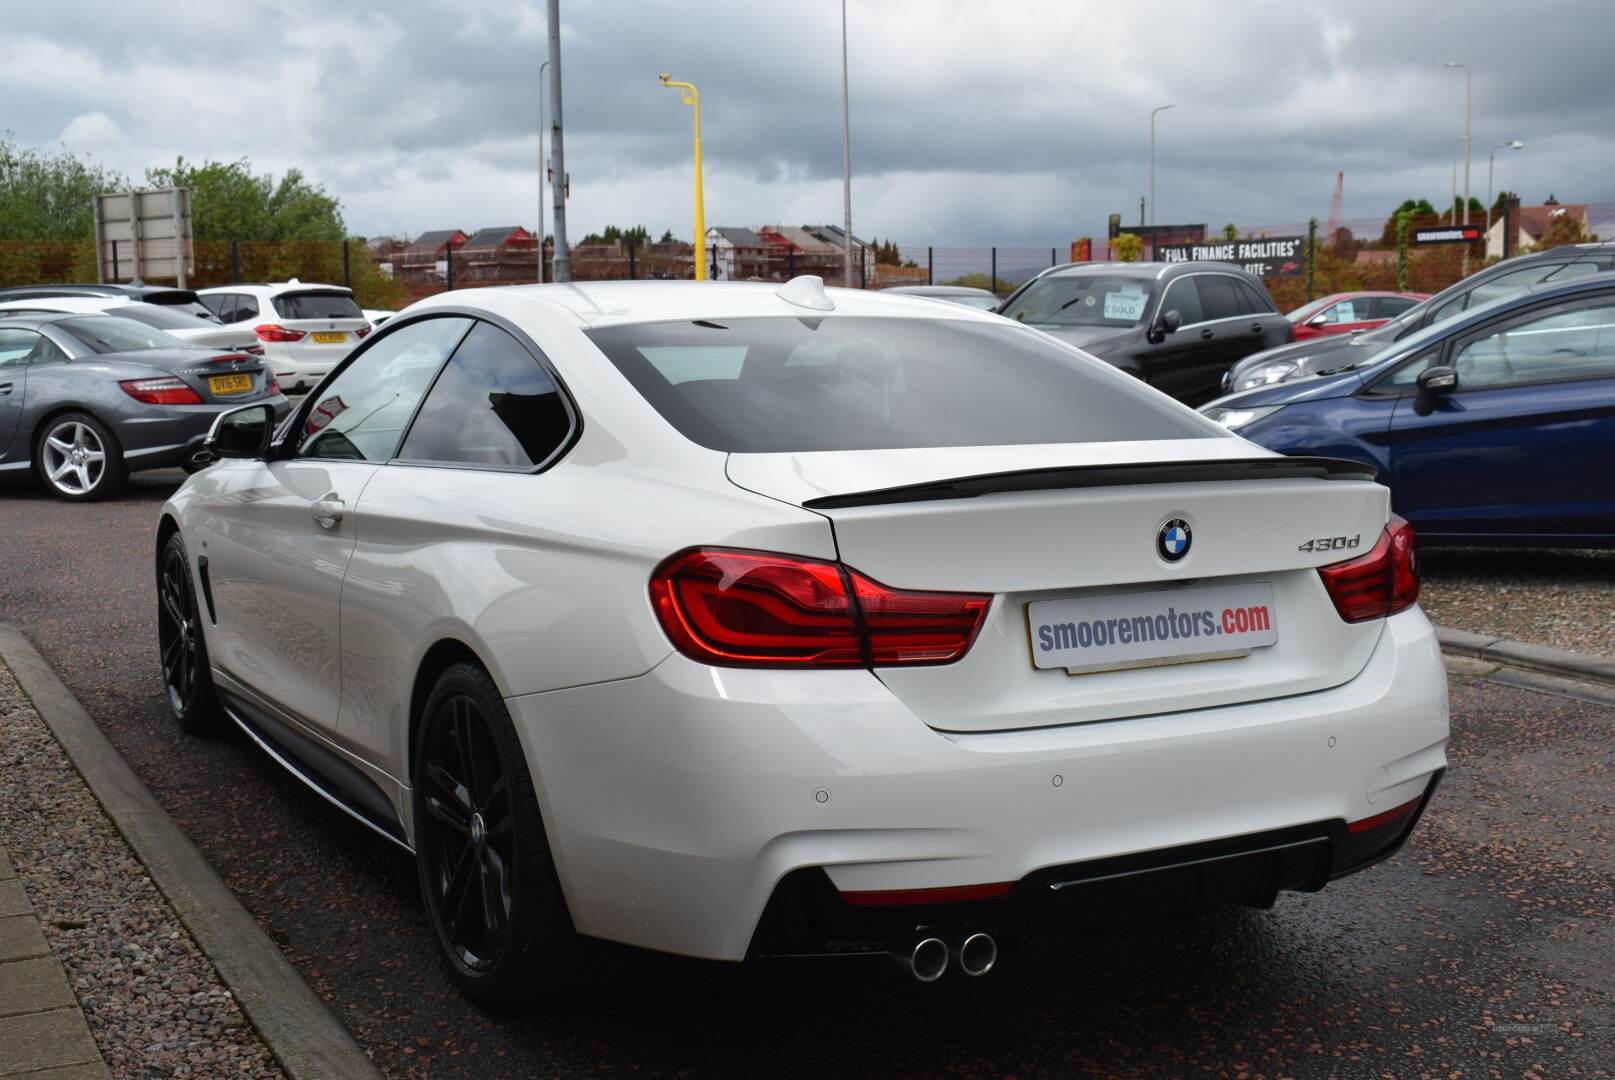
[{"left": 0, "top": 312, "right": 288, "bottom": 500}]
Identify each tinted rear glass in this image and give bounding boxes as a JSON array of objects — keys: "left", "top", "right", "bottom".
[
  {"left": 585, "top": 316, "right": 1214, "bottom": 453},
  {"left": 107, "top": 304, "right": 213, "bottom": 330},
  {"left": 273, "top": 291, "right": 363, "bottom": 320},
  {"left": 55, "top": 316, "right": 182, "bottom": 354}
]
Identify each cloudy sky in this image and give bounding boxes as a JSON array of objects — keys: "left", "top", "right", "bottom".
[{"left": 3, "top": 0, "right": 1611, "bottom": 245}]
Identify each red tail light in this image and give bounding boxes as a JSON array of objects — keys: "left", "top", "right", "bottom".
[
  {"left": 650, "top": 548, "right": 989, "bottom": 669},
  {"left": 119, "top": 377, "right": 204, "bottom": 405},
  {"left": 242, "top": 344, "right": 265, "bottom": 355},
  {"left": 255, "top": 324, "right": 306, "bottom": 343},
  {"left": 267, "top": 374, "right": 282, "bottom": 395},
  {"left": 1317, "top": 515, "right": 1419, "bottom": 623},
  {"left": 356, "top": 325, "right": 372, "bottom": 338}
]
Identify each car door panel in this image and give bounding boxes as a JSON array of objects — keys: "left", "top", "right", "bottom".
[{"left": 201, "top": 458, "right": 380, "bottom": 730}]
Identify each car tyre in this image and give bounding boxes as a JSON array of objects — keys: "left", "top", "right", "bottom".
[
  {"left": 413, "top": 662, "right": 594, "bottom": 1009},
  {"left": 157, "top": 532, "right": 222, "bottom": 735},
  {"left": 36, "top": 411, "right": 126, "bottom": 501}
]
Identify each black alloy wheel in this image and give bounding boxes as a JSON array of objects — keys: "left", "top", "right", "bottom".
[
  {"left": 157, "top": 533, "right": 218, "bottom": 734},
  {"left": 413, "top": 662, "right": 594, "bottom": 1007}
]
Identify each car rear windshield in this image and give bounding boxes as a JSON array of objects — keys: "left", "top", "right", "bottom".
[
  {"left": 140, "top": 291, "right": 220, "bottom": 321},
  {"left": 585, "top": 316, "right": 1214, "bottom": 453},
  {"left": 997, "top": 274, "right": 1155, "bottom": 328},
  {"left": 55, "top": 316, "right": 182, "bottom": 354},
  {"left": 106, "top": 304, "right": 213, "bottom": 330},
  {"left": 272, "top": 291, "right": 364, "bottom": 320}
]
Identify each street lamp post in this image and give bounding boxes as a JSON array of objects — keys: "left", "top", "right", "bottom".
[
  {"left": 538, "top": 57, "right": 549, "bottom": 284},
  {"left": 546, "top": 0, "right": 570, "bottom": 282},
  {"left": 1444, "top": 62, "right": 1471, "bottom": 226},
  {"left": 1487, "top": 140, "right": 1524, "bottom": 236},
  {"left": 659, "top": 73, "right": 706, "bottom": 281},
  {"left": 840, "top": 0, "right": 854, "bottom": 288},
  {"left": 1149, "top": 104, "right": 1173, "bottom": 228},
  {"left": 1451, "top": 137, "right": 1466, "bottom": 222}
]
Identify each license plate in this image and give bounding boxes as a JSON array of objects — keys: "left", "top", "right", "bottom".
[
  {"left": 1028, "top": 582, "right": 1277, "bottom": 674},
  {"left": 208, "top": 373, "right": 254, "bottom": 395},
  {"left": 311, "top": 331, "right": 347, "bottom": 344}
]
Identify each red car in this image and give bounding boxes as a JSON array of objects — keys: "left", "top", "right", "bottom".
[{"left": 1287, "top": 291, "right": 1428, "bottom": 340}]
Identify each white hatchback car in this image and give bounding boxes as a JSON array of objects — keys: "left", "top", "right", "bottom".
[
  {"left": 197, "top": 281, "right": 371, "bottom": 392},
  {"left": 157, "top": 278, "right": 1448, "bottom": 1004}
]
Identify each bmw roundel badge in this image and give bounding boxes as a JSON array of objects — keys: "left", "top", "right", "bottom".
[{"left": 1158, "top": 519, "right": 1192, "bottom": 561}]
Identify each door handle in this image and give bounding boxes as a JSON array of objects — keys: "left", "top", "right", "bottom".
[
  {"left": 1200, "top": 329, "right": 1215, "bottom": 340},
  {"left": 0, "top": 382, "right": 12, "bottom": 395},
  {"left": 1251, "top": 323, "right": 1264, "bottom": 334},
  {"left": 311, "top": 497, "right": 345, "bottom": 529}
]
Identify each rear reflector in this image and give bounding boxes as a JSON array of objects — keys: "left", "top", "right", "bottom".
[
  {"left": 841, "top": 882, "right": 1013, "bottom": 907},
  {"left": 649, "top": 547, "right": 988, "bottom": 669},
  {"left": 255, "top": 323, "right": 306, "bottom": 343},
  {"left": 119, "top": 377, "right": 204, "bottom": 405},
  {"left": 1317, "top": 514, "right": 1419, "bottom": 622},
  {"left": 1346, "top": 795, "right": 1423, "bottom": 834}
]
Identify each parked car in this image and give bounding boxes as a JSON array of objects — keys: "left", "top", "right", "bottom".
[
  {"left": 1203, "top": 274, "right": 1615, "bottom": 546},
  {"left": 362, "top": 308, "right": 396, "bottom": 326},
  {"left": 880, "top": 285, "right": 1002, "bottom": 310},
  {"left": 0, "top": 296, "right": 260, "bottom": 352},
  {"left": 0, "top": 313, "right": 287, "bottom": 500},
  {"left": 1288, "top": 291, "right": 1427, "bottom": 340},
  {"left": 0, "top": 283, "right": 222, "bottom": 323},
  {"left": 158, "top": 278, "right": 1446, "bottom": 1004},
  {"left": 1223, "top": 244, "right": 1615, "bottom": 393},
  {"left": 996, "top": 261, "right": 1292, "bottom": 404},
  {"left": 197, "top": 281, "right": 371, "bottom": 392}
]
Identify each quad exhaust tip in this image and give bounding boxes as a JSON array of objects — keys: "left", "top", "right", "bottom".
[
  {"left": 955, "top": 932, "right": 997, "bottom": 977},
  {"left": 903, "top": 937, "right": 949, "bottom": 982}
]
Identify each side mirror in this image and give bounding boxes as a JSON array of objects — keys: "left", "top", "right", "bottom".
[
  {"left": 200, "top": 402, "right": 276, "bottom": 464},
  {"left": 1412, "top": 365, "right": 1458, "bottom": 416},
  {"left": 1147, "top": 309, "right": 1182, "bottom": 344},
  {"left": 1308, "top": 313, "right": 1330, "bottom": 327}
]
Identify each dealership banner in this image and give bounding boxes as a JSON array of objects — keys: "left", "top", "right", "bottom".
[
  {"left": 1413, "top": 225, "right": 1484, "bottom": 245},
  {"left": 1155, "top": 236, "right": 1305, "bottom": 278}
]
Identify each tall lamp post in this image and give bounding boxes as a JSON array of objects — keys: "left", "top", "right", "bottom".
[
  {"left": 1444, "top": 61, "right": 1471, "bottom": 226},
  {"left": 1149, "top": 104, "right": 1173, "bottom": 228},
  {"left": 546, "top": 0, "right": 570, "bottom": 282},
  {"left": 659, "top": 73, "right": 706, "bottom": 281},
  {"left": 1487, "top": 140, "right": 1524, "bottom": 236},
  {"left": 1450, "top": 137, "right": 1467, "bottom": 222},
  {"left": 538, "top": 57, "right": 549, "bottom": 283},
  {"left": 839, "top": 0, "right": 854, "bottom": 287}
]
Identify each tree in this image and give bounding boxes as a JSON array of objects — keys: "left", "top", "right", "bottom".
[
  {"left": 145, "top": 157, "right": 344, "bottom": 241},
  {"left": 0, "top": 135, "right": 128, "bottom": 240},
  {"left": 1221, "top": 223, "right": 1239, "bottom": 242},
  {"left": 1491, "top": 190, "right": 1518, "bottom": 213},
  {"left": 581, "top": 223, "right": 650, "bottom": 247},
  {"left": 1536, "top": 213, "right": 1597, "bottom": 251},
  {"left": 1114, "top": 233, "right": 1144, "bottom": 262},
  {"left": 658, "top": 228, "right": 677, "bottom": 244}
]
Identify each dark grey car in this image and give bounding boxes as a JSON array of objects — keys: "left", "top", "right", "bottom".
[
  {"left": 996, "top": 261, "right": 1291, "bottom": 405},
  {"left": 0, "top": 313, "right": 289, "bottom": 501}
]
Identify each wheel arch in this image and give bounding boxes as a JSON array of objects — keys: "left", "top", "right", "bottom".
[
  {"left": 408, "top": 637, "right": 499, "bottom": 781},
  {"left": 29, "top": 403, "right": 125, "bottom": 477}
]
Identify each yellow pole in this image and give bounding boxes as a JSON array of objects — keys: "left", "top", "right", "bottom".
[{"left": 660, "top": 73, "right": 706, "bottom": 281}]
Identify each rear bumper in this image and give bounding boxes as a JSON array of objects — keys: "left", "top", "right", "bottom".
[
  {"left": 507, "top": 607, "right": 1448, "bottom": 962},
  {"left": 120, "top": 395, "right": 291, "bottom": 470}
]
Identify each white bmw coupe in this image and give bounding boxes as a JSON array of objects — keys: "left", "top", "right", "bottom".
[{"left": 157, "top": 276, "right": 1448, "bottom": 1003}]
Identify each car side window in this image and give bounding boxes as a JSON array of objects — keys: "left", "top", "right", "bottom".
[
  {"left": 1158, "top": 278, "right": 1204, "bottom": 326},
  {"left": 1448, "top": 301, "right": 1615, "bottom": 389},
  {"left": 1322, "top": 299, "right": 1359, "bottom": 325},
  {"left": 0, "top": 329, "right": 40, "bottom": 368},
  {"left": 1234, "top": 279, "right": 1274, "bottom": 314},
  {"left": 397, "top": 321, "right": 572, "bottom": 469},
  {"left": 1195, "top": 275, "right": 1246, "bottom": 322},
  {"left": 1374, "top": 296, "right": 1417, "bottom": 319},
  {"left": 238, "top": 294, "right": 260, "bottom": 321},
  {"left": 297, "top": 317, "right": 473, "bottom": 461},
  {"left": 1432, "top": 265, "right": 1565, "bottom": 327}
]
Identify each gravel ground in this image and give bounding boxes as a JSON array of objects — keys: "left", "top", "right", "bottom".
[
  {"left": 0, "top": 660, "right": 284, "bottom": 1080},
  {"left": 1421, "top": 547, "right": 1615, "bottom": 657}
]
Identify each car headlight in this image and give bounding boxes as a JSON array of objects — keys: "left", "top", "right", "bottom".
[
  {"left": 1202, "top": 404, "right": 1283, "bottom": 431},
  {"left": 1233, "top": 360, "right": 1301, "bottom": 391}
]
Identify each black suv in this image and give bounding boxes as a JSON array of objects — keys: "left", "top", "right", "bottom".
[
  {"left": 996, "top": 261, "right": 1291, "bottom": 405},
  {"left": 1221, "top": 243, "right": 1615, "bottom": 394}
]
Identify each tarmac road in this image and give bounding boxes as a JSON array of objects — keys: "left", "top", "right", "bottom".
[{"left": 2, "top": 470, "right": 1610, "bottom": 1079}]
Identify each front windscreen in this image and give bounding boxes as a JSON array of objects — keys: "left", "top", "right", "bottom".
[
  {"left": 997, "top": 275, "right": 1155, "bottom": 328},
  {"left": 585, "top": 316, "right": 1214, "bottom": 453}
]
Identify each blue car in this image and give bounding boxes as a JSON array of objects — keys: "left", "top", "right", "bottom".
[{"left": 1201, "top": 273, "right": 1615, "bottom": 547}]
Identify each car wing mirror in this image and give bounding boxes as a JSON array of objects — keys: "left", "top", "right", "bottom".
[
  {"left": 198, "top": 402, "right": 276, "bottom": 466},
  {"left": 1308, "top": 313, "right": 1329, "bottom": 326},
  {"left": 1412, "top": 365, "right": 1458, "bottom": 415},
  {"left": 1147, "top": 309, "right": 1182, "bottom": 344}
]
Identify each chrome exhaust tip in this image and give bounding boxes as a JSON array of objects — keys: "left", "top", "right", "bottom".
[
  {"left": 898, "top": 936, "right": 949, "bottom": 982},
  {"left": 955, "top": 932, "right": 997, "bottom": 977}
]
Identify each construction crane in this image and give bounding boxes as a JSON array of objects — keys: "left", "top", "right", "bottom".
[{"left": 1325, "top": 172, "right": 1344, "bottom": 240}]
